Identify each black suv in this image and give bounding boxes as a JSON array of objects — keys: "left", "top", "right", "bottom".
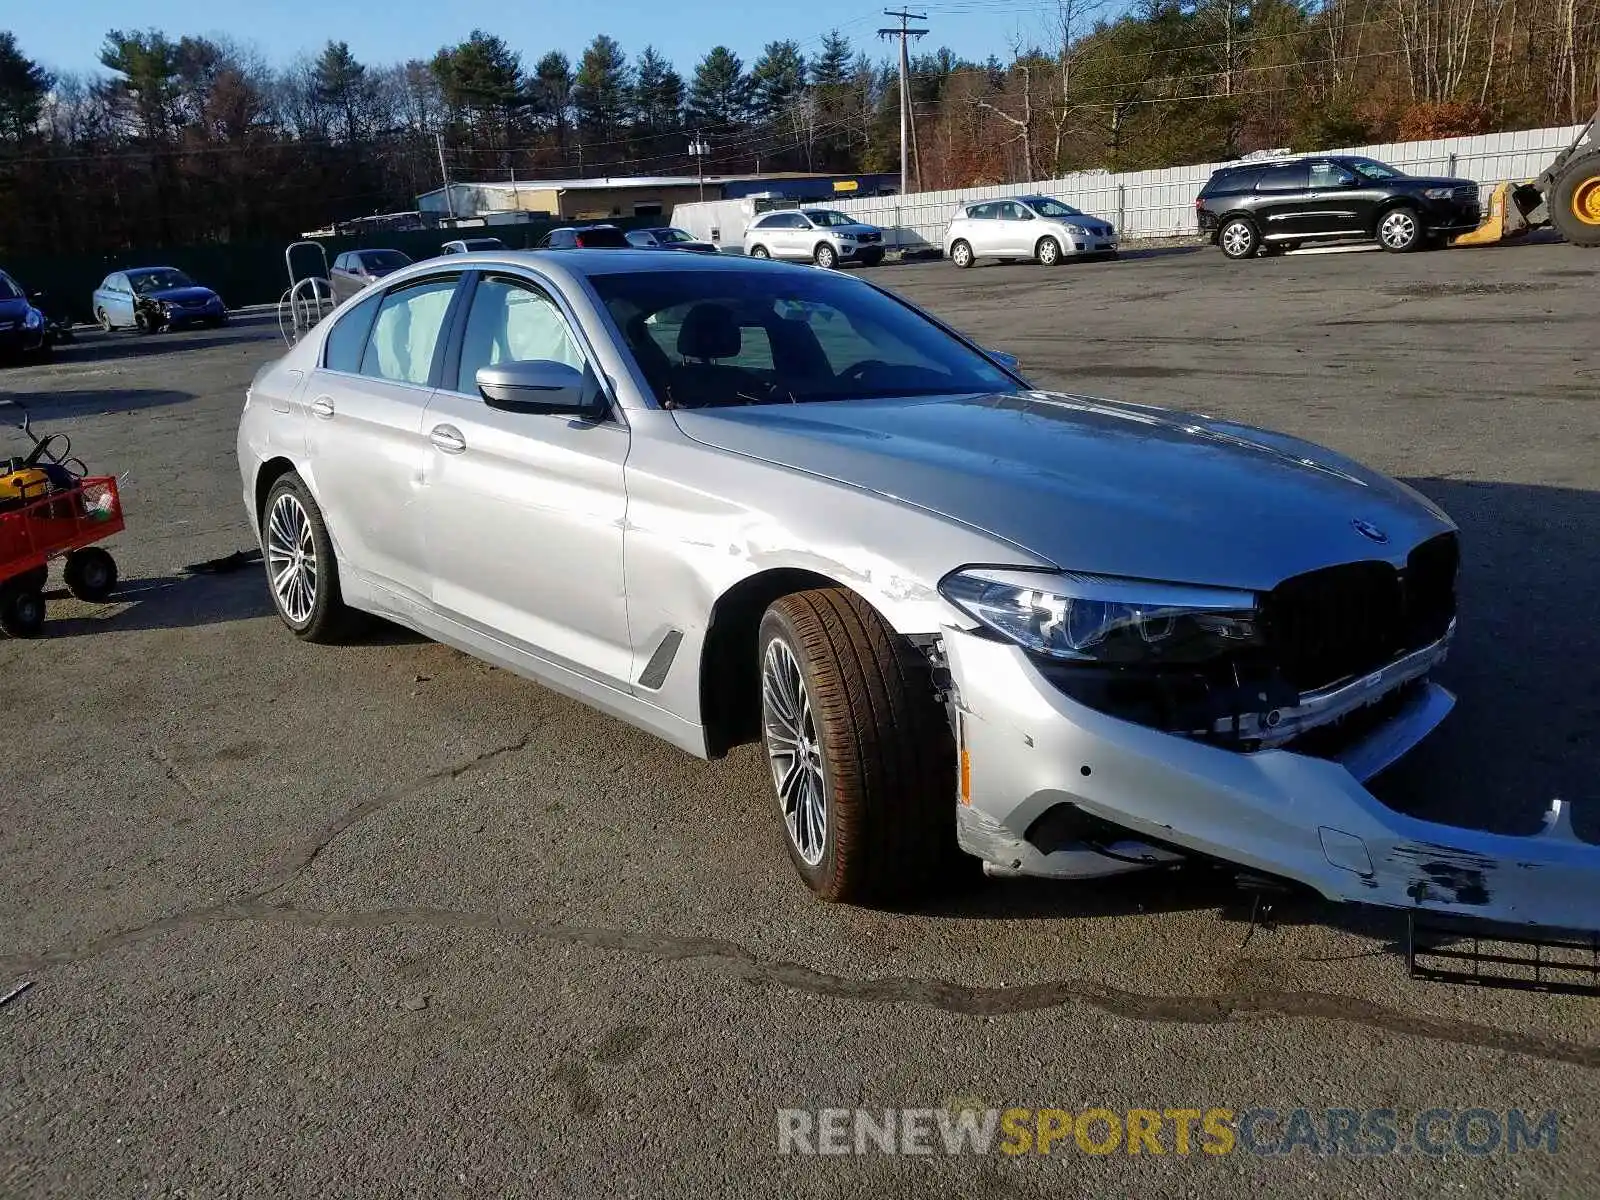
[{"left": 1195, "top": 155, "right": 1481, "bottom": 258}]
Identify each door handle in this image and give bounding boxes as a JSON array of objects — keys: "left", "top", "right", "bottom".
[
  {"left": 310, "top": 395, "right": 335, "bottom": 419},
  {"left": 430, "top": 424, "right": 467, "bottom": 454}
]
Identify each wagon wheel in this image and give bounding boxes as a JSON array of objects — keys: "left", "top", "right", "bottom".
[{"left": 0, "top": 581, "right": 46, "bottom": 638}]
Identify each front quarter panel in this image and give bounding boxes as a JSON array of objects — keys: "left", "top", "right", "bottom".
[{"left": 620, "top": 409, "right": 1048, "bottom": 731}]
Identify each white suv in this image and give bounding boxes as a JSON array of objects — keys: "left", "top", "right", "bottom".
[
  {"left": 742, "top": 208, "right": 886, "bottom": 268},
  {"left": 944, "top": 196, "right": 1118, "bottom": 268}
]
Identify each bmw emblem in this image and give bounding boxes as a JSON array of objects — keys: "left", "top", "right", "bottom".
[{"left": 1351, "top": 518, "right": 1389, "bottom": 543}]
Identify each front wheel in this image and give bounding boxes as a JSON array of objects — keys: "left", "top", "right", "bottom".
[
  {"left": 1549, "top": 150, "right": 1600, "bottom": 247},
  {"left": 261, "top": 472, "right": 357, "bottom": 642},
  {"left": 1377, "top": 206, "right": 1422, "bottom": 252},
  {"left": 949, "top": 239, "right": 974, "bottom": 269},
  {"left": 1218, "top": 218, "right": 1260, "bottom": 259},
  {"left": 813, "top": 243, "right": 837, "bottom": 269},
  {"left": 758, "top": 588, "right": 958, "bottom": 903},
  {"left": 1036, "top": 236, "right": 1062, "bottom": 266}
]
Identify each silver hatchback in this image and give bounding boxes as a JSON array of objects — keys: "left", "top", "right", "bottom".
[{"left": 944, "top": 196, "right": 1118, "bottom": 267}]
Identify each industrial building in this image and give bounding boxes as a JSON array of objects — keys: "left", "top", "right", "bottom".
[{"left": 416, "top": 172, "right": 900, "bottom": 225}]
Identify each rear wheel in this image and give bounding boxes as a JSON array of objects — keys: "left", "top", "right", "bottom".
[
  {"left": 1036, "top": 236, "right": 1062, "bottom": 266},
  {"left": 1377, "top": 205, "right": 1423, "bottom": 252},
  {"left": 1218, "top": 218, "right": 1260, "bottom": 259},
  {"left": 97, "top": 308, "right": 112, "bottom": 332},
  {"left": 262, "top": 472, "right": 357, "bottom": 643},
  {"left": 0, "top": 582, "right": 45, "bottom": 638},
  {"left": 758, "top": 588, "right": 958, "bottom": 903},
  {"left": 63, "top": 547, "right": 118, "bottom": 601},
  {"left": 949, "top": 240, "right": 974, "bottom": 269},
  {"left": 1549, "top": 150, "right": 1600, "bottom": 247}
]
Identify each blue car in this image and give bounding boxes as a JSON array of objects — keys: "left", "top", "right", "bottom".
[{"left": 93, "top": 267, "right": 227, "bottom": 333}]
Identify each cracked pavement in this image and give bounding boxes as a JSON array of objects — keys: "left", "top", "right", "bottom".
[{"left": 1, "top": 243, "right": 1598, "bottom": 1197}]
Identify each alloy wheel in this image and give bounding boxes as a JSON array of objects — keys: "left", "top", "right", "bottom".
[
  {"left": 1380, "top": 210, "right": 1418, "bottom": 249},
  {"left": 265, "top": 491, "right": 318, "bottom": 626},
  {"left": 762, "top": 638, "right": 827, "bottom": 867},
  {"left": 1221, "top": 222, "right": 1253, "bottom": 257}
]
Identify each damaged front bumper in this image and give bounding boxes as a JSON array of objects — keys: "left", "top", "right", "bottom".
[{"left": 943, "top": 627, "right": 1598, "bottom": 932}]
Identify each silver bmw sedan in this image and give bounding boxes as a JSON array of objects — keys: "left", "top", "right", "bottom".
[{"left": 237, "top": 249, "right": 1593, "bottom": 931}]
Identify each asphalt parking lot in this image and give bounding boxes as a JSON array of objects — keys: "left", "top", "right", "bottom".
[{"left": 1, "top": 241, "right": 1597, "bottom": 1197}]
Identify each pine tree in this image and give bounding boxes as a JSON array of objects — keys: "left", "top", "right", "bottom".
[
  {"left": 313, "top": 41, "right": 367, "bottom": 143},
  {"left": 686, "top": 47, "right": 751, "bottom": 129},
  {"left": 632, "top": 46, "right": 684, "bottom": 135},
  {"left": 531, "top": 51, "right": 573, "bottom": 147},
  {"left": 573, "top": 35, "right": 631, "bottom": 143},
  {"left": 0, "top": 32, "right": 51, "bottom": 141},
  {"left": 750, "top": 41, "right": 806, "bottom": 125}
]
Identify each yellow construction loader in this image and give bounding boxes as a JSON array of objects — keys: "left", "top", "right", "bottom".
[{"left": 1455, "top": 102, "right": 1600, "bottom": 247}]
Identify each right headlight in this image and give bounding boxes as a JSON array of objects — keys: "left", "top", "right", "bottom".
[{"left": 939, "top": 568, "right": 1261, "bottom": 665}]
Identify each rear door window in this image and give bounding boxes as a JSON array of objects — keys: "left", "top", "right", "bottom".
[
  {"left": 323, "top": 291, "right": 382, "bottom": 372},
  {"left": 1255, "top": 162, "right": 1310, "bottom": 192},
  {"left": 358, "top": 276, "right": 460, "bottom": 386}
]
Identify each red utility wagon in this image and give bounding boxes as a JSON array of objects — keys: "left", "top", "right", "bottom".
[{"left": 0, "top": 475, "right": 123, "bottom": 636}]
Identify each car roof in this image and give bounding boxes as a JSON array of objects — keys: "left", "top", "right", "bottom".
[
  {"left": 383, "top": 248, "right": 823, "bottom": 287},
  {"left": 125, "top": 265, "right": 180, "bottom": 274}
]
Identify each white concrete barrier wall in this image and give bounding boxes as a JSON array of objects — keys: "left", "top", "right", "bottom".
[{"left": 672, "top": 123, "right": 1582, "bottom": 253}]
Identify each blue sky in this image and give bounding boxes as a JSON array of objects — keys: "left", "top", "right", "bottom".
[{"left": 11, "top": 0, "right": 1054, "bottom": 78}]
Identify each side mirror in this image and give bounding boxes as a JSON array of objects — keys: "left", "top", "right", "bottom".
[
  {"left": 985, "top": 348, "right": 1021, "bottom": 373},
  {"left": 477, "top": 360, "right": 601, "bottom": 417}
]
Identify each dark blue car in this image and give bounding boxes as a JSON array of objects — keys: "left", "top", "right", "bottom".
[
  {"left": 93, "top": 267, "right": 227, "bottom": 333},
  {"left": 0, "top": 269, "right": 50, "bottom": 360}
]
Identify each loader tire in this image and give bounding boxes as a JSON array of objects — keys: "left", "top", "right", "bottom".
[{"left": 1549, "top": 151, "right": 1600, "bottom": 248}]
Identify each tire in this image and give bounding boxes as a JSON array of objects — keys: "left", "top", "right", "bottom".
[
  {"left": 1036, "top": 236, "right": 1063, "bottom": 266},
  {"left": 97, "top": 308, "right": 112, "bottom": 333},
  {"left": 1377, "top": 205, "right": 1423, "bottom": 252},
  {"left": 813, "top": 243, "right": 837, "bottom": 269},
  {"left": 1549, "top": 150, "right": 1600, "bottom": 247},
  {"left": 748, "top": 245, "right": 770, "bottom": 259},
  {"left": 0, "top": 583, "right": 46, "bottom": 638},
  {"left": 206, "top": 313, "right": 229, "bottom": 328},
  {"left": 757, "top": 588, "right": 958, "bottom": 904},
  {"left": 949, "top": 240, "right": 974, "bottom": 269},
  {"left": 261, "top": 472, "right": 357, "bottom": 642},
  {"left": 1218, "top": 217, "right": 1260, "bottom": 260},
  {"left": 63, "top": 547, "right": 117, "bottom": 601},
  {"left": 134, "top": 309, "right": 158, "bottom": 335}
]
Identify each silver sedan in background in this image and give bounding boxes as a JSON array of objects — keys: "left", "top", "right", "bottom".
[
  {"left": 944, "top": 195, "right": 1118, "bottom": 267},
  {"left": 236, "top": 249, "right": 1595, "bottom": 933}
]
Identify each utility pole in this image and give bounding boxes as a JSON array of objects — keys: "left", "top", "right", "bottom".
[
  {"left": 435, "top": 133, "right": 455, "bottom": 219},
  {"left": 878, "top": 9, "right": 928, "bottom": 193},
  {"left": 689, "top": 133, "right": 710, "bottom": 201}
]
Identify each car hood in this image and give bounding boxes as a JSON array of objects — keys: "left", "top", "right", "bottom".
[
  {"left": 1049, "top": 215, "right": 1114, "bottom": 233},
  {"left": 672, "top": 392, "right": 1454, "bottom": 590},
  {"left": 831, "top": 224, "right": 881, "bottom": 236},
  {"left": 0, "top": 296, "right": 29, "bottom": 319},
  {"left": 143, "top": 285, "right": 218, "bottom": 304}
]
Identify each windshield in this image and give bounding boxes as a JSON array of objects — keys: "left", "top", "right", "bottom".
[
  {"left": 589, "top": 268, "right": 1021, "bottom": 410},
  {"left": 1348, "top": 158, "right": 1404, "bottom": 181},
  {"left": 801, "top": 210, "right": 856, "bottom": 228},
  {"left": 0, "top": 273, "right": 21, "bottom": 300},
  {"left": 129, "top": 269, "right": 195, "bottom": 294},
  {"left": 361, "top": 250, "right": 411, "bottom": 269},
  {"left": 1024, "top": 197, "right": 1083, "bottom": 218},
  {"left": 656, "top": 228, "right": 695, "bottom": 243}
]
